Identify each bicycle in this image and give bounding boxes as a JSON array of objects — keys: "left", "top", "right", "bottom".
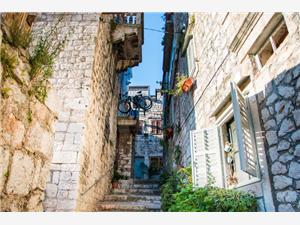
[{"left": 118, "top": 91, "right": 153, "bottom": 114}]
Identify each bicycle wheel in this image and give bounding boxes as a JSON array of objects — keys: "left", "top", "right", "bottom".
[
  {"left": 139, "top": 96, "right": 152, "bottom": 110},
  {"left": 118, "top": 99, "right": 131, "bottom": 113}
]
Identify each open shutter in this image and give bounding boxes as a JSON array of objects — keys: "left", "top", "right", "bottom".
[
  {"left": 190, "top": 127, "right": 224, "bottom": 188},
  {"left": 230, "top": 81, "right": 258, "bottom": 177}
]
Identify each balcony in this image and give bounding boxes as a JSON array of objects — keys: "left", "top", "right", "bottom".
[{"left": 110, "top": 13, "right": 144, "bottom": 72}]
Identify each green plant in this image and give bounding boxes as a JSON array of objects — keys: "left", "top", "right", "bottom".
[
  {"left": 27, "top": 108, "right": 33, "bottom": 123},
  {"left": 189, "top": 14, "right": 195, "bottom": 27},
  {"left": 29, "top": 17, "right": 69, "bottom": 102},
  {"left": 160, "top": 166, "right": 192, "bottom": 211},
  {"left": 160, "top": 166, "right": 256, "bottom": 212},
  {"left": 174, "top": 145, "right": 182, "bottom": 166},
  {"left": 1, "top": 16, "right": 32, "bottom": 49},
  {"left": 3, "top": 170, "right": 9, "bottom": 178},
  {"left": 1, "top": 46, "right": 17, "bottom": 79},
  {"left": 1, "top": 87, "right": 11, "bottom": 99},
  {"left": 169, "top": 186, "right": 257, "bottom": 212},
  {"left": 112, "top": 169, "right": 128, "bottom": 182},
  {"left": 161, "top": 75, "right": 188, "bottom": 96}
]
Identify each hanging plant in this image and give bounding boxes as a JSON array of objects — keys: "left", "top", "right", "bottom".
[{"left": 162, "top": 74, "right": 193, "bottom": 96}]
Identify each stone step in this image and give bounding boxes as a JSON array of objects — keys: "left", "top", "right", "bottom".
[
  {"left": 98, "top": 201, "right": 161, "bottom": 212},
  {"left": 104, "top": 194, "right": 161, "bottom": 202},
  {"left": 133, "top": 179, "right": 160, "bottom": 185},
  {"left": 112, "top": 188, "right": 160, "bottom": 195}
]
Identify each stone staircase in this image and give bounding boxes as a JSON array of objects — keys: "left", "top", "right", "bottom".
[{"left": 98, "top": 179, "right": 161, "bottom": 211}]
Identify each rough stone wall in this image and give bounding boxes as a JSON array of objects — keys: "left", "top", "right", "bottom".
[
  {"left": 31, "top": 13, "right": 118, "bottom": 212},
  {"left": 0, "top": 35, "right": 55, "bottom": 210},
  {"left": 170, "top": 13, "right": 300, "bottom": 167},
  {"left": 258, "top": 65, "right": 300, "bottom": 211},
  {"left": 166, "top": 12, "right": 300, "bottom": 211},
  {"left": 134, "top": 92, "right": 163, "bottom": 178},
  {"left": 75, "top": 14, "right": 119, "bottom": 211},
  {"left": 116, "top": 132, "right": 134, "bottom": 178}
]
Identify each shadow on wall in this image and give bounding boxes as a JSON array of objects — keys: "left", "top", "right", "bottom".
[{"left": 256, "top": 63, "right": 300, "bottom": 212}]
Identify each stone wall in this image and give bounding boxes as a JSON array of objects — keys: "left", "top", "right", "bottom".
[
  {"left": 165, "top": 12, "right": 300, "bottom": 211},
  {"left": 0, "top": 30, "right": 55, "bottom": 210},
  {"left": 116, "top": 132, "right": 134, "bottom": 178},
  {"left": 258, "top": 65, "right": 300, "bottom": 211},
  {"left": 30, "top": 13, "right": 119, "bottom": 211},
  {"left": 134, "top": 91, "right": 163, "bottom": 178}
]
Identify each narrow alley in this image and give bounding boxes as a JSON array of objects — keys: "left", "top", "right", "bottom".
[{"left": 1, "top": 12, "right": 300, "bottom": 213}]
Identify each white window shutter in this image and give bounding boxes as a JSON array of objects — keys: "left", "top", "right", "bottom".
[
  {"left": 190, "top": 128, "right": 224, "bottom": 188},
  {"left": 230, "top": 81, "right": 258, "bottom": 177}
]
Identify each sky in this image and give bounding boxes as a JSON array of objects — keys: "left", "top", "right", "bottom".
[{"left": 131, "top": 13, "right": 165, "bottom": 95}]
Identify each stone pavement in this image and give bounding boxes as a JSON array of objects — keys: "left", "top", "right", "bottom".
[{"left": 98, "top": 179, "right": 161, "bottom": 212}]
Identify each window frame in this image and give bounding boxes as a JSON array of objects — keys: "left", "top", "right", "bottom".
[
  {"left": 252, "top": 16, "right": 289, "bottom": 70},
  {"left": 215, "top": 103, "right": 260, "bottom": 189}
]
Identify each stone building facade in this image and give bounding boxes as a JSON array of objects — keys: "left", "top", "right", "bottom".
[
  {"left": 162, "top": 12, "right": 300, "bottom": 211},
  {"left": 0, "top": 12, "right": 144, "bottom": 211},
  {"left": 129, "top": 86, "right": 163, "bottom": 179},
  {"left": 0, "top": 14, "right": 55, "bottom": 211}
]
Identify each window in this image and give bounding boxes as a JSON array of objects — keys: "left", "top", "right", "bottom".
[
  {"left": 190, "top": 81, "right": 259, "bottom": 188},
  {"left": 186, "top": 38, "right": 196, "bottom": 75},
  {"left": 251, "top": 14, "right": 289, "bottom": 69},
  {"left": 151, "top": 120, "right": 162, "bottom": 135}
]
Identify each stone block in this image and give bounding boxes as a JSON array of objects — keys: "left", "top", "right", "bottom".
[
  {"left": 266, "top": 131, "right": 278, "bottom": 146},
  {"left": 271, "top": 162, "right": 287, "bottom": 175},
  {"left": 27, "top": 191, "right": 44, "bottom": 211},
  {"left": 24, "top": 122, "right": 54, "bottom": 158},
  {"left": 67, "top": 122, "right": 85, "bottom": 133},
  {"left": 293, "top": 109, "right": 300, "bottom": 127},
  {"left": 288, "top": 162, "right": 300, "bottom": 179},
  {"left": 279, "top": 153, "right": 294, "bottom": 163},
  {"left": 53, "top": 171, "right": 60, "bottom": 184},
  {"left": 57, "top": 190, "right": 69, "bottom": 199},
  {"left": 61, "top": 143, "right": 80, "bottom": 152},
  {"left": 269, "top": 146, "right": 279, "bottom": 162},
  {"left": 273, "top": 175, "right": 293, "bottom": 190},
  {"left": 43, "top": 199, "right": 57, "bottom": 209},
  {"left": 56, "top": 199, "right": 76, "bottom": 210},
  {"left": 278, "top": 204, "right": 295, "bottom": 212},
  {"left": 261, "top": 108, "right": 270, "bottom": 122},
  {"left": 60, "top": 171, "right": 72, "bottom": 181},
  {"left": 59, "top": 180, "right": 78, "bottom": 190},
  {"left": 278, "top": 140, "right": 290, "bottom": 151},
  {"left": 6, "top": 151, "right": 34, "bottom": 195},
  {"left": 55, "top": 132, "right": 65, "bottom": 142},
  {"left": 2, "top": 113, "right": 25, "bottom": 148},
  {"left": 46, "top": 183, "right": 58, "bottom": 198},
  {"left": 0, "top": 147, "right": 10, "bottom": 193},
  {"left": 264, "top": 119, "right": 276, "bottom": 130},
  {"left": 266, "top": 93, "right": 278, "bottom": 106},
  {"left": 294, "top": 145, "right": 300, "bottom": 157},
  {"left": 278, "top": 118, "right": 295, "bottom": 137},
  {"left": 277, "top": 191, "right": 298, "bottom": 203},
  {"left": 55, "top": 122, "right": 68, "bottom": 132},
  {"left": 52, "top": 152, "right": 77, "bottom": 163},
  {"left": 291, "top": 130, "right": 300, "bottom": 142},
  {"left": 278, "top": 86, "right": 295, "bottom": 98},
  {"left": 61, "top": 164, "right": 81, "bottom": 172}
]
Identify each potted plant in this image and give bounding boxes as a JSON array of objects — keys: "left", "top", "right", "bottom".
[
  {"left": 181, "top": 77, "right": 193, "bottom": 92},
  {"left": 165, "top": 127, "right": 173, "bottom": 139},
  {"left": 161, "top": 74, "right": 193, "bottom": 96}
]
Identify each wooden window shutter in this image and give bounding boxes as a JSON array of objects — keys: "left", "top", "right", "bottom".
[
  {"left": 190, "top": 127, "right": 224, "bottom": 188},
  {"left": 230, "top": 81, "right": 259, "bottom": 177}
]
